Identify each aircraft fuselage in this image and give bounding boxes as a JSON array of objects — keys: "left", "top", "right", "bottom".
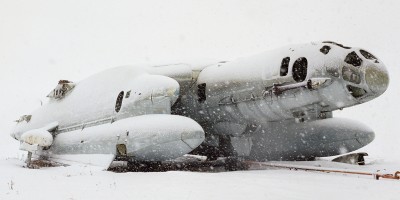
[{"left": 11, "top": 41, "right": 389, "bottom": 164}]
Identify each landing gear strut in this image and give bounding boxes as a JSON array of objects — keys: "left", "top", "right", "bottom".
[{"left": 25, "top": 152, "right": 32, "bottom": 168}]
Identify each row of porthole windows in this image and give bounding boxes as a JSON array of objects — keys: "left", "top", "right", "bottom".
[
  {"left": 280, "top": 44, "right": 377, "bottom": 84},
  {"left": 280, "top": 57, "right": 308, "bottom": 82},
  {"left": 197, "top": 57, "right": 308, "bottom": 103},
  {"left": 115, "top": 90, "right": 132, "bottom": 113}
]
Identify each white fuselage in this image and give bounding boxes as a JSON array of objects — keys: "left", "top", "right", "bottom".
[
  {"left": 11, "top": 41, "right": 389, "bottom": 162},
  {"left": 12, "top": 67, "right": 205, "bottom": 162},
  {"left": 168, "top": 42, "right": 388, "bottom": 160}
]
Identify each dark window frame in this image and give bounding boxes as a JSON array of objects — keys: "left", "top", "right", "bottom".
[
  {"left": 342, "top": 66, "right": 361, "bottom": 84},
  {"left": 347, "top": 85, "right": 366, "bottom": 98},
  {"left": 320, "top": 45, "right": 331, "bottom": 55},
  {"left": 292, "top": 57, "right": 308, "bottom": 82},
  {"left": 360, "top": 49, "right": 378, "bottom": 62},
  {"left": 280, "top": 57, "right": 290, "bottom": 76},
  {"left": 197, "top": 83, "right": 206, "bottom": 103},
  {"left": 115, "top": 91, "right": 124, "bottom": 112},
  {"left": 125, "top": 90, "right": 131, "bottom": 98},
  {"left": 344, "top": 51, "right": 363, "bottom": 67}
]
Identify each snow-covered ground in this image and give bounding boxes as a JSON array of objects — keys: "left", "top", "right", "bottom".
[
  {"left": 1, "top": 0, "right": 400, "bottom": 199},
  {"left": 1, "top": 157, "right": 399, "bottom": 200}
]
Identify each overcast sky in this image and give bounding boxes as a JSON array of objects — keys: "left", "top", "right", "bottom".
[{"left": 1, "top": 0, "right": 399, "bottom": 158}]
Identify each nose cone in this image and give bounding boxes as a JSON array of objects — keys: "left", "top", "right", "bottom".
[{"left": 365, "top": 66, "right": 389, "bottom": 96}]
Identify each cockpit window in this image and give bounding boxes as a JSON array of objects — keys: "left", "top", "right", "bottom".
[
  {"left": 360, "top": 49, "right": 378, "bottom": 62},
  {"left": 347, "top": 85, "right": 366, "bottom": 98},
  {"left": 322, "top": 41, "right": 351, "bottom": 49},
  {"left": 320, "top": 45, "right": 331, "bottom": 55},
  {"left": 16, "top": 115, "right": 32, "bottom": 123},
  {"left": 344, "top": 51, "right": 362, "bottom": 67},
  {"left": 47, "top": 80, "right": 75, "bottom": 99},
  {"left": 326, "top": 66, "right": 339, "bottom": 77},
  {"left": 292, "top": 57, "right": 308, "bottom": 82},
  {"left": 342, "top": 66, "right": 361, "bottom": 84},
  {"left": 280, "top": 57, "right": 290, "bottom": 76}
]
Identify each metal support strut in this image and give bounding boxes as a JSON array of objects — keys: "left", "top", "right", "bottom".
[
  {"left": 245, "top": 161, "right": 400, "bottom": 181},
  {"left": 25, "top": 152, "right": 32, "bottom": 168}
]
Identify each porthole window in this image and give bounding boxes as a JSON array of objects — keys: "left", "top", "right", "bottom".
[
  {"left": 115, "top": 91, "right": 124, "bottom": 113},
  {"left": 320, "top": 45, "right": 331, "bottom": 55},
  {"left": 125, "top": 90, "right": 131, "bottom": 98},
  {"left": 292, "top": 57, "right": 308, "bottom": 82},
  {"left": 360, "top": 49, "right": 378, "bottom": 61},
  {"left": 342, "top": 66, "right": 361, "bottom": 84},
  {"left": 344, "top": 51, "right": 362, "bottom": 67},
  {"left": 280, "top": 57, "right": 290, "bottom": 76},
  {"left": 347, "top": 85, "right": 366, "bottom": 98}
]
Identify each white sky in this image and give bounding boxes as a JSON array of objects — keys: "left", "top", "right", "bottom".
[{"left": 0, "top": 0, "right": 399, "bottom": 158}]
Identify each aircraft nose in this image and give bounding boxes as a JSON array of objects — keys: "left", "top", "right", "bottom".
[{"left": 365, "top": 65, "right": 389, "bottom": 96}]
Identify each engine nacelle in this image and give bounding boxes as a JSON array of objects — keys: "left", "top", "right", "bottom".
[
  {"left": 21, "top": 129, "right": 53, "bottom": 147},
  {"left": 248, "top": 118, "right": 375, "bottom": 161}
]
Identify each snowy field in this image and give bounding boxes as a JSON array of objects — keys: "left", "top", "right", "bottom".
[
  {"left": 1, "top": 0, "right": 400, "bottom": 199},
  {"left": 1, "top": 158, "right": 400, "bottom": 200}
]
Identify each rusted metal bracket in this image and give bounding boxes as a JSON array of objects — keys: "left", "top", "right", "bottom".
[
  {"left": 268, "top": 78, "right": 332, "bottom": 96},
  {"left": 374, "top": 171, "right": 400, "bottom": 180}
]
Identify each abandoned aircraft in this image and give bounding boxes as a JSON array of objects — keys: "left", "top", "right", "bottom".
[{"left": 10, "top": 41, "right": 389, "bottom": 168}]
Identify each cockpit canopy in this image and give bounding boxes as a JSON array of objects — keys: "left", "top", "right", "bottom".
[
  {"left": 15, "top": 115, "right": 32, "bottom": 123},
  {"left": 47, "top": 80, "right": 75, "bottom": 99}
]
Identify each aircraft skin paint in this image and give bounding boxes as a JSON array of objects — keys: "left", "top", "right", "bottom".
[
  {"left": 10, "top": 41, "right": 389, "bottom": 163},
  {"left": 166, "top": 42, "right": 388, "bottom": 161},
  {"left": 11, "top": 67, "right": 205, "bottom": 162}
]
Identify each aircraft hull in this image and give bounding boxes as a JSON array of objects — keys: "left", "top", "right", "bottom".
[
  {"left": 241, "top": 118, "right": 375, "bottom": 161},
  {"left": 37, "top": 115, "right": 205, "bottom": 162}
]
